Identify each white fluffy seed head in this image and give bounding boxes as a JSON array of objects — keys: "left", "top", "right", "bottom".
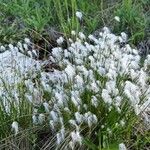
[
  {"left": 76, "top": 11, "right": 83, "bottom": 20},
  {"left": 24, "top": 38, "right": 30, "bottom": 44},
  {"left": 90, "top": 81, "right": 99, "bottom": 93},
  {"left": 78, "top": 32, "right": 86, "bottom": 40},
  {"left": 11, "top": 121, "right": 19, "bottom": 136},
  {"left": 91, "top": 96, "right": 98, "bottom": 107},
  {"left": 119, "top": 143, "right": 127, "bottom": 150},
  {"left": 9, "top": 44, "right": 14, "bottom": 51},
  {"left": 121, "top": 32, "right": 127, "bottom": 42},
  {"left": 120, "top": 120, "right": 125, "bottom": 127},
  {"left": 65, "top": 64, "right": 76, "bottom": 80},
  {"left": 38, "top": 113, "right": 45, "bottom": 124},
  {"left": 69, "top": 119, "right": 77, "bottom": 127},
  {"left": 75, "top": 112, "right": 83, "bottom": 124},
  {"left": 0, "top": 45, "right": 6, "bottom": 52},
  {"left": 75, "top": 75, "right": 84, "bottom": 87},
  {"left": 43, "top": 102, "right": 50, "bottom": 113},
  {"left": 71, "top": 30, "right": 76, "bottom": 35},
  {"left": 114, "top": 16, "right": 120, "bottom": 22},
  {"left": 49, "top": 120, "right": 55, "bottom": 130},
  {"left": 50, "top": 110, "right": 58, "bottom": 122},
  {"left": 23, "top": 43, "right": 28, "bottom": 51},
  {"left": 102, "top": 89, "right": 112, "bottom": 104},
  {"left": 57, "top": 36, "right": 64, "bottom": 45},
  {"left": 32, "top": 114, "right": 38, "bottom": 124},
  {"left": 56, "top": 133, "right": 62, "bottom": 145},
  {"left": 71, "top": 131, "right": 82, "bottom": 145}
]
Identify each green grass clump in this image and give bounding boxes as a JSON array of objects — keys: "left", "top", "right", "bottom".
[{"left": 114, "top": 0, "right": 148, "bottom": 44}]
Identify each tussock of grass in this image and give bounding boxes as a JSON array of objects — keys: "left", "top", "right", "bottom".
[{"left": 0, "top": 28, "right": 149, "bottom": 149}]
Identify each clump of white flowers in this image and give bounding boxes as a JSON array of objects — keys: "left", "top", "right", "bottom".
[
  {"left": 46, "top": 27, "right": 150, "bottom": 148},
  {"left": 0, "top": 27, "right": 149, "bottom": 149}
]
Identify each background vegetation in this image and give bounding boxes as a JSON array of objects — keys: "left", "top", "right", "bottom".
[{"left": 0, "top": 0, "right": 149, "bottom": 45}]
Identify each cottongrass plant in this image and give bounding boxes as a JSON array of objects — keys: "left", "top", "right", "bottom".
[
  {"left": 0, "top": 40, "right": 44, "bottom": 149},
  {"left": 0, "top": 27, "right": 150, "bottom": 149},
  {"left": 41, "top": 27, "right": 149, "bottom": 149}
]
